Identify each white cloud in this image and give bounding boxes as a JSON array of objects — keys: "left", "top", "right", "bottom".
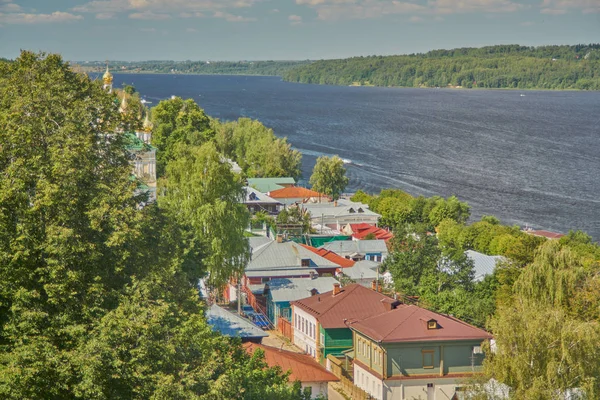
[
  {"left": 0, "top": 11, "right": 83, "bottom": 24},
  {"left": 129, "top": 10, "right": 171, "bottom": 19},
  {"left": 295, "top": 0, "right": 525, "bottom": 20},
  {"left": 540, "top": 7, "right": 565, "bottom": 14},
  {"left": 213, "top": 10, "right": 256, "bottom": 22},
  {"left": 95, "top": 12, "right": 115, "bottom": 19},
  {"left": 0, "top": 2, "right": 21, "bottom": 12},
  {"left": 288, "top": 14, "right": 303, "bottom": 25},
  {"left": 409, "top": 15, "right": 423, "bottom": 22},
  {"left": 72, "top": 0, "right": 260, "bottom": 16},
  {"left": 539, "top": 0, "right": 600, "bottom": 14}
]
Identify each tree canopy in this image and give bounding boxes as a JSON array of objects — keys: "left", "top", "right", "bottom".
[
  {"left": 0, "top": 51, "right": 303, "bottom": 399},
  {"left": 283, "top": 44, "right": 600, "bottom": 90},
  {"left": 309, "top": 156, "right": 349, "bottom": 200}
]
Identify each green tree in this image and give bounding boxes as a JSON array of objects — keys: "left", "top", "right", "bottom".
[
  {"left": 151, "top": 97, "right": 215, "bottom": 177},
  {"left": 309, "top": 156, "right": 349, "bottom": 201},
  {"left": 0, "top": 52, "right": 301, "bottom": 399},
  {"left": 159, "top": 141, "right": 251, "bottom": 287},
  {"left": 480, "top": 241, "right": 600, "bottom": 399}
]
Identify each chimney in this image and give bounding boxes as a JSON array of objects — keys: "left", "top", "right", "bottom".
[
  {"left": 332, "top": 283, "right": 341, "bottom": 296},
  {"left": 276, "top": 234, "right": 283, "bottom": 243},
  {"left": 334, "top": 200, "right": 338, "bottom": 207},
  {"left": 371, "top": 280, "right": 377, "bottom": 291},
  {"left": 381, "top": 298, "right": 400, "bottom": 311}
]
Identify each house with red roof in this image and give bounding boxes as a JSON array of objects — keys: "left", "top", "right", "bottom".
[
  {"left": 349, "top": 304, "right": 493, "bottom": 400},
  {"left": 342, "top": 223, "right": 394, "bottom": 241},
  {"left": 291, "top": 283, "right": 395, "bottom": 364},
  {"left": 268, "top": 186, "right": 330, "bottom": 206},
  {"left": 299, "top": 244, "right": 356, "bottom": 268},
  {"left": 244, "top": 342, "right": 339, "bottom": 399}
]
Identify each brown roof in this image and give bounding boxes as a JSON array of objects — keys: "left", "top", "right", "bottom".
[
  {"left": 299, "top": 244, "right": 355, "bottom": 268},
  {"left": 291, "top": 284, "right": 394, "bottom": 329},
  {"left": 350, "top": 304, "right": 493, "bottom": 343},
  {"left": 526, "top": 229, "right": 565, "bottom": 239},
  {"left": 268, "top": 186, "right": 327, "bottom": 199},
  {"left": 244, "top": 342, "right": 339, "bottom": 383}
]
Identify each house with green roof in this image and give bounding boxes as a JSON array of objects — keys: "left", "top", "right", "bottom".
[
  {"left": 125, "top": 130, "right": 157, "bottom": 202},
  {"left": 246, "top": 177, "right": 296, "bottom": 193}
]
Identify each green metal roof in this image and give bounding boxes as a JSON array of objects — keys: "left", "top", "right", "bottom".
[
  {"left": 247, "top": 177, "right": 295, "bottom": 193},
  {"left": 124, "top": 132, "right": 156, "bottom": 151}
]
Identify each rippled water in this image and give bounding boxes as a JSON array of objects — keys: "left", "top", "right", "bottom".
[{"left": 112, "top": 74, "right": 600, "bottom": 239}]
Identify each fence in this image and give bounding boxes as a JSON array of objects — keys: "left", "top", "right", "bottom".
[
  {"left": 327, "top": 355, "right": 371, "bottom": 400},
  {"left": 278, "top": 317, "right": 293, "bottom": 341}
]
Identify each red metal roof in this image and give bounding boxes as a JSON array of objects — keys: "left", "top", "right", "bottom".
[
  {"left": 244, "top": 342, "right": 339, "bottom": 383},
  {"left": 291, "top": 284, "right": 394, "bottom": 329},
  {"left": 300, "top": 244, "right": 355, "bottom": 268},
  {"left": 268, "top": 186, "right": 328, "bottom": 199},
  {"left": 350, "top": 304, "right": 492, "bottom": 343},
  {"left": 351, "top": 225, "right": 394, "bottom": 241},
  {"left": 525, "top": 229, "right": 565, "bottom": 239}
]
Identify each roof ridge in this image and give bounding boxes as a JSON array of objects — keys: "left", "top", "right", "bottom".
[
  {"left": 316, "top": 284, "right": 361, "bottom": 316},
  {"left": 379, "top": 305, "right": 419, "bottom": 341}
]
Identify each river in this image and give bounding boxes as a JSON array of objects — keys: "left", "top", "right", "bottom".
[{"left": 111, "top": 74, "right": 600, "bottom": 239}]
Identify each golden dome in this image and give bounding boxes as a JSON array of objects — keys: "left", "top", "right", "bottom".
[
  {"left": 103, "top": 65, "right": 113, "bottom": 85},
  {"left": 143, "top": 112, "right": 153, "bottom": 132}
]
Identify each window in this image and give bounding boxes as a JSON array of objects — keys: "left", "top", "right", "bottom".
[
  {"left": 320, "top": 333, "right": 325, "bottom": 346},
  {"left": 282, "top": 308, "right": 290, "bottom": 319},
  {"left": 301, "top": 258, "right": 310, "bottom": 267},
  {"left": 427, "top": 319, "right": 438, "bottom": 330},
  {"left": 302, "top": 318, "right": 305, "bottom": 333},
  {"left": 294, "top": 314, "right": 297, "bottom": 329},
  {"left": 422, "top": 350, "right": 435, "bottom": 369}
]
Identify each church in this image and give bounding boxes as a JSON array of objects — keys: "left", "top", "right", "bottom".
[{"left": 103, "top": 65, "right": 157, "bottom": 203}]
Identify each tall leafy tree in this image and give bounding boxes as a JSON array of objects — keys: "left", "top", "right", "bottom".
[
  {"left": 159, "top": 141, "right": 251, "bottom": 287},
  {"left": 151, "top": 97, "right": 215, "bottom": 177},
  {"left": 479, "top": 241, "right": 600, "bottom": 399},
  {"left": 309, "top": 155, "right": 349, "bottom": 201}
]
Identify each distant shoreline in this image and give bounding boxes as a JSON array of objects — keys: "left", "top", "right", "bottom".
[{"left": 105, "top": 71, "right": 590, "bottom": 92}]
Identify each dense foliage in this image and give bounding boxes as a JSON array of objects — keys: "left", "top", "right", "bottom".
[
  {"left": 283, "top": 44, "right": 600, "bottom": 90},
  {"left": 76, "top": 60, "right": 311, "bottom": 76},
  {"left": 213, "top": 117, "right": 302, "bottom": 180},
  {"left": 309, "top": 156, "right": 349, "bottom": 201},
  {"left": 0, "top": 52, "right": 303, "bottom": 399}
]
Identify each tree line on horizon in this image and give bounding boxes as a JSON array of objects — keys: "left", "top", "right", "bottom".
[{"left": 282, "top": 44, "right": 600, "bottom": 90}]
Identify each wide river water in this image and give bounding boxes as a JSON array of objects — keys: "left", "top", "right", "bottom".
[{"left": 112, "top": 74, "right": 600, "bottom": 239}]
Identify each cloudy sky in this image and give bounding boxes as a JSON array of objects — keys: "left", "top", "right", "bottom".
[{"left": 0, "top": 0, "right": 598, "bottom": 60}]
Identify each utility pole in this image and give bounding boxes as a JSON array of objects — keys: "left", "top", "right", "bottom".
[{"left": 237, "top": 276, "right": 242, "bottom": 315}]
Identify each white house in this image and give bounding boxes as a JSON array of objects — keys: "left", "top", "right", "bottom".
[{"left": 302, "top": 199, "right": 381, "bottom": 232}]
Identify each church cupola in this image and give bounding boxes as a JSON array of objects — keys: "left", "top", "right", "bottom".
[{"left": 103, "top": 63, "right": 113, "bottom": 92}]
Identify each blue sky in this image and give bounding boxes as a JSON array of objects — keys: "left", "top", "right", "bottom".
[{"left": 0, "top": 0, "right": 598, "bottom": 61}]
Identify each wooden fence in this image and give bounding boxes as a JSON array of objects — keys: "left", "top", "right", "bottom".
[
  {"left": 327, "top": 355, "right": 371, "bottom": 400},
  {"left": 278, "top": 317, "right": 293, "bottom": 341}
]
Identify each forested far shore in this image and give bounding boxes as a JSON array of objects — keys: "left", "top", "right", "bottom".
[
  {"left": 72, "top": 59, "right": 311, "bottom": 76},
  {"left": 282, "top": 44, "right": 600, "bottom": 90}
]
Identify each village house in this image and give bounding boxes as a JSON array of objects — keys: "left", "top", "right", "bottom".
[
  {"left": 337, "top": 260, "right": 380, "bottom": 287},
  {"left": 226, "top": 236, "right": 341, "bottom": 321},
  {"left": 247, "top": 177, "right": 296, "bottom": 193},
  {"left": 465, "top": 250, "right": 506, "bottom": 282},
  {"left": 262, "top": 276, "right": 339, "bottom": 331},
  {"left": 349, "top": 304, "right": 492, "bottom": 400},
  {"left": 291, "top": 283, "right": 394, "bottom": 364},
  {"left": 320, "top": 239, "right": 389, "bottom": 262},
  {"left": 302, "top": 199, "right": 381, "bottom": 233},
  {"left": 244, "top": 343, "right": 339, "bottom": 399},
  {"left": 268, "top": 186, "right": 330, "bottom": 206},
  {"left": 205, "top": 304, "right": 268, "bottom": 344},
  {"left": 299, "top": 244, "right": 356, "bottom": 268},
  {"left": 243, "top": 186, "right": 282, "bottom": 215},
  {"left": 341, "top": 223, "right": 393, "bottom": 241}
]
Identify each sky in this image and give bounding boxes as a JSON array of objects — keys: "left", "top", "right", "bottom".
[{"left": 0, "top": 0, "right": 599, "bottom": 61}]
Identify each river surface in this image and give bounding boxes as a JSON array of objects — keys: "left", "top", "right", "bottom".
[{"left": 111, "top": 74, "right": 600, "bottom": 239}]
